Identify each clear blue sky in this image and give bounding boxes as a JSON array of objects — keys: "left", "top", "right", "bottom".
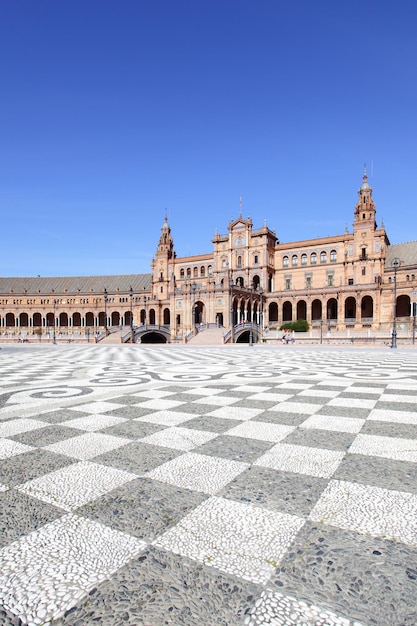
[{"left": 1, "top": 1, "right": 416, "bottom": 277}]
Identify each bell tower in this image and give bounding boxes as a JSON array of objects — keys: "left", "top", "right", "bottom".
[
  {"left": 152, "top": 215, "right": 175, "bottom": 301},
  {"left": 354, "top": 166, "right": 377, "bottom": 231}
]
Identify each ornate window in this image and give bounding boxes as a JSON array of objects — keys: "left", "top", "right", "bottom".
[
  {"left": 320, "top": 251, "right": 327, "bottom": 263},
  {"left": 311, "top": 253, "right": 317, "bottom": 265},
  {"left": 283, "top": 256, "right": 289, "bottom": 268},
  {"left": 292, "top": 255, "right": 298, "bottom": 266},
  {"left": 301, "top": 254, "right": 307, "bottom": 265},
  {"left": 330, "top": 250, "right": 337, "bottom": 262}
]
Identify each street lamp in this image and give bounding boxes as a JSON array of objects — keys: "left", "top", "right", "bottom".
[
  {"left": 53, "top": 299, "right": 56, "bottom": 345},
  {"left": 191, "top": 282, "right": 197, "bottom": 328},
  {"left": 129, "top": 286, "right": 134, "bottom": 343},
  {"left": 104, "top": 288, "right": 108, "bottom": 336},
  {"left": 259, "top": 287, "right": 264, "bottom": 330},
  {"left": 249, "top": 283, "right": 254, "bottom": 347},
  {"left": 391, "top": 258, "right": 400, "bottom": 348},
  {"left": 229, "top": 277, "right": 235, "bottom": 343}
]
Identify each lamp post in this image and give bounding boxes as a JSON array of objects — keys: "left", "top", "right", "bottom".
[
  {"left": 229, "top": 277, "right": 235, "bottom": 343},
  {"left": 129, "top": 286, "right": 134, "bottom": 344},
  {"left": 259, "top": 287, "right": 264, "bottom": 330},
  {"left": 191, "top": 282, "right": 197, "bottom": 328},
  {"left": 249, "top": 283, "right": 254, "bottom": 347},
  {"left": 104, "top": 288, "right": 108, "bottom": 336},
  {"left": 391, "top": 258, "right": 400, "bottom": 348},
  {"left": 53, "top": 299, "right": 56, "bottom": 345},
  {"left": 412, "top": 290, "right": 417, "bottom": 345}
]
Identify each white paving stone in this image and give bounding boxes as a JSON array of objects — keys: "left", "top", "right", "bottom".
[
  {"left": 134, "top": 398, "right": 185, "bottom": 410},
  {"left": 0, "top": 513, "right": 146, "bottom": 625},
  {"left": 327, "top": 397, "right": 377, "bottom": 409},
  {"left": 68, "top": 401, "right": 124, "bottom": 414},
  {"left": 378, "top": 393, "right": 417, "bottom": 404},
  {"left": 43, "top": 432, "right": 131, "bottom": 460},
  {"left": 192, "top": 395, "right": 239, "bottom": 406},
  {"left": 0, "top": 419, "right": 46, "bottom": 437},
  {"left": 297, "top": 388, "right": 341, "bottom": 398},
  {"left": 140, "top": 426, "right": 217, "bottom": 451},
  {"left": 135, "top": 410, "right": 196, "bottom": 426},
  {"left": 63, "top": 413, "right": 127, "bottom": 431},
  {"left": 268, "top": 401, "right": 321, "bottom": 415},
  {"left": 154, "top": 496, "right": 304, "bottom": 584},
  {"left": 255, "top": 443, "right": 344, "bottom": 478},
  {"left": 207, "top": 406, "right": 264, "bottom": 421},
  {"left": 310, "top": 479, "right": 417, "bottom": 545},
  {"left": 17, "top": 461, "right": 137, "bottom": 510},
  {"left": 300, "top": 414, "right": 365, "bottom": 433},
  {"left": 348, "top": 433, "right": 417, "bottom": 463},
  {"left": 0, "top": 438, "right": 33, "bottom": 459},
  {"left": 367, "top": 408, "right": 417, "bottom": 425},
  {"left": 146, "top": 452, "right": 249, "bottom": 494},
  {"left": 225, "top": 421, "right": 294, "bottom": 442}
]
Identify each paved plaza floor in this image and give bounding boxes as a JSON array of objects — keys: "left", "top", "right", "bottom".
[{"left": 0, "top": 344, "right": 416, "bottom": 626}]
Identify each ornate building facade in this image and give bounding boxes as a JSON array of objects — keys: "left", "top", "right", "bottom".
[{"left": 1, "top": 171, "right": 416, "bottom": 343}]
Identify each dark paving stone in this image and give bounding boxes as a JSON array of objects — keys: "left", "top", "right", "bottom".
[
  {"left": 194, "top": 435, "right": 273, "bottom": 463},
  {"left": 58, "top": 546, "right": 261, "bottom": 626},
  {"left": 100, "top": 420, "right": 165, "bottom": 439},
  {"left": 253, "top": 411, "right": 308, "bottom": 426},
  {"left": 270, "top": 521, "right": 417, "bottom": 626},
  {"left": 360, "top": 420, "right": 417, "bottom": 440},
  {"left": 218, "top": 465, "right": 328, "bottom": 517},
  {"left": 105, "top": 405, "right": 158, "bottom": 419},
  {"left": 374, "top": 401, "right": 417, "bottom": 412},
  {"left": 93, "top": 441, "right": 182, "bottom": 474},
  {"left": 333, "top": 453, "right": 417, "bottom": 493},
  {"left": 10, "top": 424, "right": 83, "bottom": 447},
  {"left": 282, "top": 427, "right": 356, "bottom": 451},
  {"left": 180, "top": 415, "right": 242, "bottom": 433},
  {"left": 0, "top": 490, "right": 63, "bottom": 548},
  {"left": 316, "top": 405, "right": 371, "bottom": 419},
  {"left": 78, "top": 477, "right": 206, "bottom": 541},
  {"left": 35, "top": 409, "right": 89, "bottom": 424},
  {"left": 0, "top": 449, "right": 73, "bottom": 488}
]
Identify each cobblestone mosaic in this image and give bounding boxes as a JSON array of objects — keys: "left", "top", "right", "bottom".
[{"left": 0, "top": 343, "right": 416, "bottom": 625}]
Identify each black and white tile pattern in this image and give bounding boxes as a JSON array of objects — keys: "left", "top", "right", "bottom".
[{"left": 0, "top": 343, "right": 416, "bottom": 625}]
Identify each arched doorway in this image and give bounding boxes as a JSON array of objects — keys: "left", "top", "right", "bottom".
[
  {"left": 163, "top": 308, "right": 171, "bottom": 325},
  {"left": 6, "top": 313, "right": 15, "bottom": 326},
  {"left": 397, "top": 294, "right": 411, "bottom": 318},
  {"left": 73, "top": 312, "right": 81, "bottom": 327},
  {"left": 344, "top": 297, "right": 356, "bottom": 321},
  {"left": 268, "top": 302, "right": 278, "bottom": 325},
  {"left": 327, "top": 298, "right": 338, "bottom": 321},
  {"left": 111, "top": 311, "right": 120, "bottom": 326},
  {"left": 19, "top": 313, "right": 29, "bottom": 327},
  {"left": 33, "top": 312, "right": 42, "bottom": 327},
  {"left": 296, "top": 300, "right": 307, "bottom": 321},
  {"left": 361, "top": 296, "right": 373, "bottom": 320},
  {"left": 149, "top": 308, "right": 156, "bottom": 325},
  {"left": 282, "top": 301, "right": 292, "bottom": 322},
  {"left": 86, "top": 312, "right": 94, "bottom": 327},
  {"left": 312, "top": 299, "right": 322, "bottom": 321},
  {"left": 59, "top": 312, "right": 68, "bottom": 327}
]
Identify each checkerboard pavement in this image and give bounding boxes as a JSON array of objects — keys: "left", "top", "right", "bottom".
[{"left": 0, "top": 344, "right": 416, "bottom": 625}]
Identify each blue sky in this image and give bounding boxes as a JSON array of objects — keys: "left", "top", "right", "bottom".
[{"left": 1, "top": 1, "right": 417, "bottom": 277}]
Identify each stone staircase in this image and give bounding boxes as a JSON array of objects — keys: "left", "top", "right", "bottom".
[
  {"left": 187, "top": 327, "right": 225, "bottom": 345},
  {"left": 99, "top": 329, "right": 125, "bottom": 344}
]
